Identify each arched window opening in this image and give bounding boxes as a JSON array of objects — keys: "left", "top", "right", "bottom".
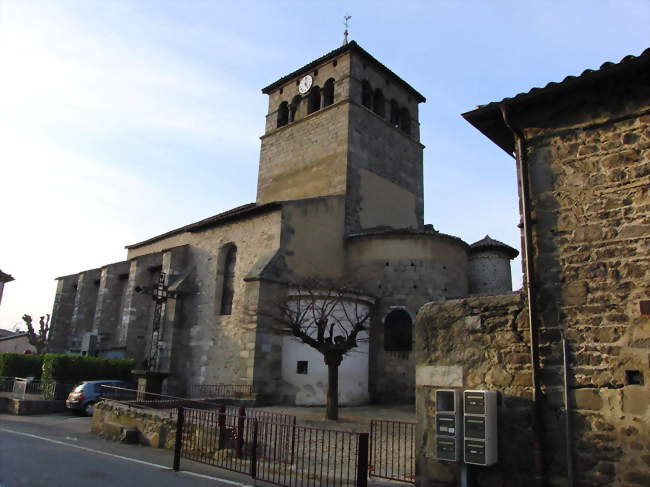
[
  {"left": 361, "top": 80, "right": 372, "bottom": 109},
  {"left": 372, "top": 89, "right": 385, "bottom": 117},
  {"left": 289, "top": 95, "right": 301, "bottom": 122},
  {"left": 390, "top": 100, "right": 400, "bottom": 127},
  {"left": 400, "top": 108, "right": 411, "bottom": 135},
  {"left": 307, "top": 86, "right": 321, "bottom": 114},
  {"left": 277, "top": 102, "right": 289, "bottom": 128},
  {"left": 384, "top": 309, "right": 412, "bottom": 352},
  {"left": 220, "top": 245, "right": 237, "bottom": 315},
  {"left": 323, "top": 78, "right": 335, "bottom": 107}
]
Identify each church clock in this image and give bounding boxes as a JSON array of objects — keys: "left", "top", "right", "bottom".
[{"left": 298, "top": 75, "right": 312, "bottom": 94}]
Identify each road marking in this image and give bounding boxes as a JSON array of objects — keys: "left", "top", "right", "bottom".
[{"left": 0, "top": 427, "right": 250, "bottom": 487}]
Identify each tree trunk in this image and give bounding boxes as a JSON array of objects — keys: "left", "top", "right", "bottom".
[{"left": 326, "top": 360, "right": 339, "bottom": 420}]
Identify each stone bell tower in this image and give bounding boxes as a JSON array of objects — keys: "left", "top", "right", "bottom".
[{"left": 257, "top": 41, "right": 426, "bottom": 234}]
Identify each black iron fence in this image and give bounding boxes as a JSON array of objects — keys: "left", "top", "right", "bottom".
[
  {"left": 97, "top": 386, "right": 414, "bottom": 486},
  {"left": 369, "top": 419, "right": 416, "bottom": 484},
  {"left": 175, "top": 407, "right": 368, "bottom": 487}
]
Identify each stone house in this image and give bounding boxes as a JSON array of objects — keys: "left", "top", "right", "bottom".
[
  {"left": 0, "top": 332, "right": 35, "bottom": 355},
  {"left": 416, "top": 49, "right": 650, "bottom": 485},
  {"left": 48, "top": 41, "right": 516, "bottom": 406}
]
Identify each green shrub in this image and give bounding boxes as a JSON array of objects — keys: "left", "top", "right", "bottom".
[
  {"left": 0, "top": 353, "right": 43, "bottom": 378},
  {"left": 41, "top": 354, "right": 135, "bottom": 384}
]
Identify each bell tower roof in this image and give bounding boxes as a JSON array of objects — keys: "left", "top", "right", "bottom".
[{"left": 261, "top": 41, "right": 426, "bottom": 103}]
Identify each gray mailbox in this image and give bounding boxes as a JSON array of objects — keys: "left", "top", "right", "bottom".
[
  {"left": 463, "top": 390, "right": 497, "bottom": 466},
  {"left": 435, "top": 389, "right": 462, "bottom": 462}
]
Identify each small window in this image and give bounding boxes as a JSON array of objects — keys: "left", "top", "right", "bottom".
[
  {"left": 277, "top": 101, "right": 289, "bottom": 128},
  {"left": 626, "top": 370, "right": 644, "bottom": 385},
  {"left": 296, "top": 361, "right": 308, "bottom": 374},
  {"left": 220, "top": 245, "right": 237, "bottom": 315},
  {"left": 384, "top": 309, "right": 412, "bottom": 352},
  {"left": 308, "top": 86, "right": 321, "bottom": 114}
]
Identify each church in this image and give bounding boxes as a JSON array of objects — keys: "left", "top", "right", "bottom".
[{"left": 48, "top": 41, "right": 517, "bottom": 406}]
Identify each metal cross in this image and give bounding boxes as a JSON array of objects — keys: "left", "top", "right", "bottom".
[
  {"left": 145, "top": 272, "right": 177, "bottom": 370},
  {"left": 343, "top": 15, "right": 351, "bottom": 45}
]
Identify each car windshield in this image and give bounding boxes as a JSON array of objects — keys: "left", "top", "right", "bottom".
[{"left": 73, "top": 383, "right": 86, "bottom": 393}]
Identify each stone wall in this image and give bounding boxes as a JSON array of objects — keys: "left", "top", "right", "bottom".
[
  {"left": 92, "top": 401, "right": 177, "bottom": 449},
  {"left": 415, "top": 292, "right": 535, "bottom": 487},
  {"left": 257, "top": 101, "right": 350, "bottom": 205},
  {"left": 127, "top": 209, "right": 283, "bottom": 396},
  {"left": 0, "top": 397, "right": 66, "bottom": 415},
  {"left": 348, "top": 232, "right": 469, "bottom": 403},
  {"left": 517, "top": 68, "right": 650, "bottom": 487},
  {"left": 468, "top": 250, "right": 513, "bottom": 295},
  {"left": 417, "top": 61, "right": 650, "bottom": 486}
]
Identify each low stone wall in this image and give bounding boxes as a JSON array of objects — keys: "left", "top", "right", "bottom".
[
  {"left": 91, "top": 401, "right": 177, "bottom": 449},
  {"left": 0, "top": 396, "right": 66, "bottom": 415},
  {"left": 415, "top": 292, "right": 536, "bottom": 487}
]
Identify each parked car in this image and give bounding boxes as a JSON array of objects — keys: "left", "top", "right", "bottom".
[{"left": 65, "top": 380, "right": 126, "bottom": 416}]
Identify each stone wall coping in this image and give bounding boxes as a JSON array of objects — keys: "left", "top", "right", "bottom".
[
  {"left": 347, "top": 227, "right": 469, "bottom": 249},
  {"left": 420, "top": 290, "right": 524, "bottom": 312},
  {"left": 125, "top": 203, "right": 282, "bottom": 250},
  {"left": 54, "top": 245, "right": 188, "bottom": 280}
]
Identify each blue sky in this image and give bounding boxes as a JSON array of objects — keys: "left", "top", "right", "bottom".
[{"left": 1, "top": 0, "right": 649, "bottom": 329}]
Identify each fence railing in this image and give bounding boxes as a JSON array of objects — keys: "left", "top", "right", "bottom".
[
  {"left": 0, "top": 376, "right": 15, "bottom": 393},
  {"left": 175, "top": 407, "right": 368, "bottom": 487},
  {"left": 188, "top": 384, "right": 255, "bottom": 399},
  {"left": 98, "top": 386, "right": 413, "bottom": 486},
  {"left": 7, "top": 378, "right": 74, "bottom": 400},
  {"left": 100, "top": 385, "right": 223, "bottom": 417},
  {"left": 369, "top": 419, "right": 416, "bottom": 484}
]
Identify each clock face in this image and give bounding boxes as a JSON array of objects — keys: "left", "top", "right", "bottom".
[{"left": 298, "top": 75, "right": 313, "bottom": 94}]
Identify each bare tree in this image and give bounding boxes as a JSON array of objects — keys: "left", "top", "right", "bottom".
[
  {"left": 262, "top": 277, "right": 373, "bottom": 420},
  {"left": 22, "top": 314, "right": 50, "bottom": 354}
]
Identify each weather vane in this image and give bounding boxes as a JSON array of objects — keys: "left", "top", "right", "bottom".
[{"left": 343, "top": 14, "right": 351, "bottom": 45}]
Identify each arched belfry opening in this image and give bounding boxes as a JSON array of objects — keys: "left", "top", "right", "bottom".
[
  {"left": 383, "top": 309, "right": 412, "bottom": 352},
  {"left": 289, "top": 95, "right": 301, "bottom": 122},
  {"left": 361, "top": 80, "right": 372, "bottom": 109},
  {"left": 308, "top": 86, "right": 321, "bottom": 114},
  {"left": 323, "top": 78, "right": 335, "bottom": 107},
  {"left": 400, "top": 108, "right": 412, "bottom": 135},
  {"left": 390, "top": 100, "right": 400, "bottom": 127},
  {"left": 372, "top": 89, "right": 385, "bottom": 117},
  {"left": 277, "top": 102, "right": 289, "bottom": 128},
  {"left": 219, "top": 245, "right": 237, "bottom": 315}
]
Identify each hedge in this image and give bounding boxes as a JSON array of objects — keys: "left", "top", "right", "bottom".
[
  {"left": 0, "top": 353, "right": 43, "bottom": 379},
  {"left": 41, "top": 354, "right": 135, "bottom": 384}
]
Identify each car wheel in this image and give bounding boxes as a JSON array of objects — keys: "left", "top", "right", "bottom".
[{"left": 84, "top": 402, "right": 96, "bottom": 417}]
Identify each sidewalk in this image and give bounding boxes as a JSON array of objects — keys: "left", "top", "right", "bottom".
[{"left": 254, "top": 404, "right": 416, "bottom": 432}]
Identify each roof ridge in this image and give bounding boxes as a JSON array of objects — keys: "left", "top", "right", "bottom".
[{"left": 261, "top": 40, "right": 425, "bottom": 102}]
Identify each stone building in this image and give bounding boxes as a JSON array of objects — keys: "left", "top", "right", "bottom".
[
  {"left": 416, "top": 49, "right": 650, "bottom": 485},
  {"left": 0, "top": 332, "right": 35, "bottom": 355},
  {"left": 48, "top": 41, "right": 516, "bottom": 406}
]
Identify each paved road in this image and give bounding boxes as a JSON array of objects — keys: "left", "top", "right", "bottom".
[{"left": 0, "top": 413, "right": 252, "bottom": 487}]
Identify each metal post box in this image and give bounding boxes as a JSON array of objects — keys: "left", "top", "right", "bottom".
[
  {"left": 463, "top": 390, "right": 497, "bottom": 466},
  {"left": 435, "top": 389, "right": 462, "bottom": 462}
]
